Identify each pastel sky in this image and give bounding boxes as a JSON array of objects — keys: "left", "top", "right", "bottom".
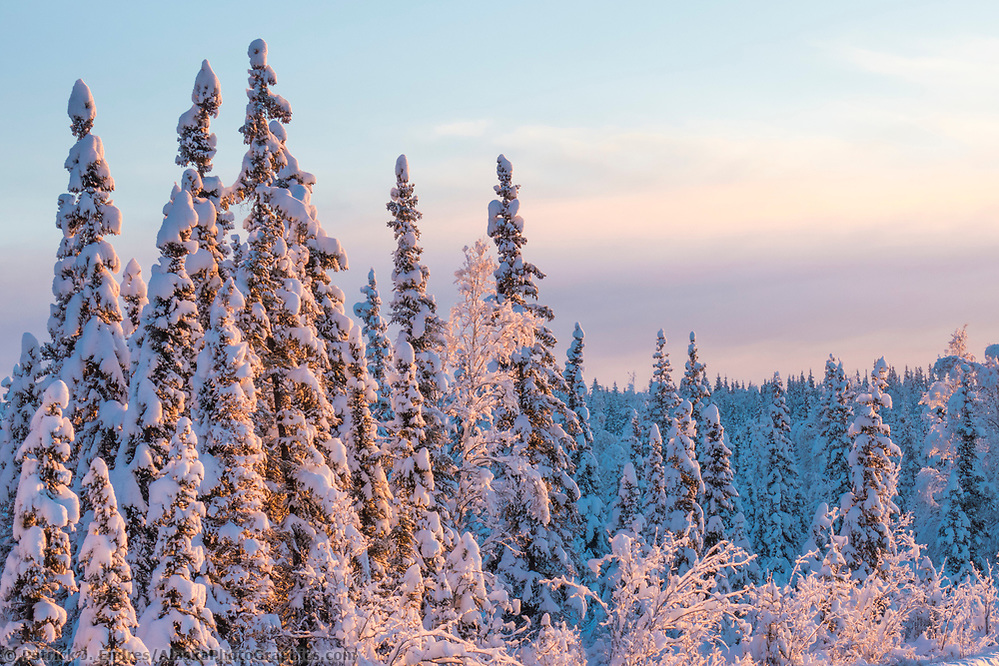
[{"left": 2, "top": 1, "right": 999, "bottom": 388}]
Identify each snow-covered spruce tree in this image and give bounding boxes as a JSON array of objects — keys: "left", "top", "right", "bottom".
[
  {"left": 442, "top": 240, "right": 536, "bottom": 537},
  {"left": 353, "top": 268, "right": 393, "bottom": 424},
  {"left": 230, "top": 42, "right": 364, "bottom": 654},
  {"left": 948, "top": 366, "right": 990, "bottom": 570},
  {"left": 753, "top": 372, "right": 804, "bottom": 578},
  {"left": 647, "top": 329, "right": 680, "bottom": 437},
  {"left": 563, "top": 324, "right": 603, "bottom": 562},
  {"left": 138, "top": 418, "right": 221, "bottom": 665},
  {"left": 488, "top": 155, "right": 582, "bottom": 620},
  {"left": 624, "top": 409, "right": 645, "bottom": 484},
  {"left": 53, "top": 80, "right": 130, "bottom": 481},
  {"left": 176, "top": 59, "right": 222, "bottom": 178},
  {"left": 0, "top": 381, "right": 79, "bottom": 662},
  {"left": 840, "top": 358, "right": 901, "bottom": 579},
  {"left": 641, "top": 423, "right": 669, "bottom": 546},
  {"left": 385, "top": 335, "right": 450, "bottom": 625},
  {"left": 120, "top": 187, "right": 204, "bottom": 609},
  {"left": 192, "top": 279, "right": 275, "bottom": 656},
  {"left": 341, "top": 324, "right": 393, "bottom": 577},
  {"left": 72, "top": 457, "right": 147, "bottom": 666},
  {"left": 120, "top": 258, "right": 147, "bottom": 340},
  {"left": 817, "top": 355, "right": 853, "bottom": 511},
  {"left": 937, "top": 468, "right": 973, "bottom": 580},
  {"left": 663, "top": 399, "right": 705, "bottom": 571},
  {"left": 0, "top": 334, "right": 43, "bottom": 567},
  {"left": 608, "top": 462, "right": 643, "bottom": 538},
  {"left": 386, "top": 155, "right": 453, "bottom": 495},
  {"left": 700, "top": 404, "right": 739, "bottom": 551},
  {"left": 679, "top": 331, "right": 712, "bottom": 452}
]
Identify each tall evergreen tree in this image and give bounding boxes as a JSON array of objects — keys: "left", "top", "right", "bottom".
[
  {"left": 607, "top": 462, "right": 643, "bottom": 537},
  {"left": 700, "top": 404, "right": 739, "bottom": 551},
  {"left": 948, "top": 366, "right": 990, "bottom": 570},
  {"left": 53, "top": 80, "right": 130, "bottom": 482},
  {"left": 817, "top": 356, "right": 853, "bottom": 510},
  {"left": 646, "top": 329, "right": 680, "bottom": 437},
  {"left": 120, "top": 259, "right": 147, "bottom": 340},
  {"left": 0, "top": 334, "right": 43, "bottom": 568},
  {"left": 641, "top": 423, "right": 669, "bottom": 546},
  {"left": 386, "top": 155, "right": 452, "bottom": 494},
  {"left": 72, "top": 457, "right": 147, "bottom": 666},
  {"left": 753, "top": 373, "right": 804, "bottom": 577},
  {"left": 663, "top": 399, "right": 704, "bottom": 570},
  {"left": 488, "top": 155, "right": 582, "bottom": 620},
  {"left": 679, "top": 331, "right": 712, "bottom": 474},
  {"left": 176, "top": 59, "right": 222, "bottom": 178},
  {"left": 937, "top": 468, "right": 973, "bottom": 580},
  {"left": 138, "top": 418, "right": 221, "bottom": 665},
  {"left": 353, "top": 269, "right": 393, "bottom": 424},
  {"left": 192, "top": 279, "right": 275, "bottom": 655},
  {"left": 0, "top": 381, "right": 79, "bottom": 662},
  {"left": 840, "top": 358, "right": 901, "bottom": 579}
]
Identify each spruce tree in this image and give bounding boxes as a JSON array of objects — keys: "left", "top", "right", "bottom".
[
  {"left": 818, "top": 356, "right": 853, "bottom": 510},
  {"left": 0, "top": 381, "right": 79, "bottom": 662},
  {"left": 840, "top": 358, "right": 901, "bottom": 579},
  {"left": 176, "top": 59, "right": 222, "bottom": 177},
  {"left": 0, "top": 334, "right": 43, "bottom": 568},
  {"left": 948, "top": 366, "right": 990, "bottom": 570},
  {"left": 937, "top": 468, "right": 972, "bottom": 580},
  {"left": 641, "top": 423, "right": 669, "bottom": 546},
  {"left": 353, "top": 269, "right": 393, "bottom": 424},
  {"left": 753, "top": 372, "right": 804, "bottom": 577},
  {"left": 120, "top": 258, "right": 147, "bottom": 340},
  {"left": 646, "top": 329, "right": 680, "bottom": 437},
  {"left": 607, "top": 462, "right": 643, "bottom": 537},
  {"left": 700, "top": 404, "right": 739, "bottom": 551},
  {"left": 386, "top": 155, "right": 452, "bottom": 495},
  {"left": 679, "top": 331, "right": 712, "bottom": 474},
  {"left": 487, "top": 155, "right": 582, "bottom": 620},
  {"left": 138, "top": 418, "right": 221, "bottom": 664},
  {"left": 192, "top": 279, "right": 275, "bottom": 655},
  {"left": 120, "top": 187, "right": 204, "bottom": 608},
  {"left": 72, "top": 457, "right": 147, "bottom": 666},
  {"left": 53, "top": 80, "right": 130, "bottom": 482},
  {"left": 663, "top": 399, "right": 704, "bottom": 570}
]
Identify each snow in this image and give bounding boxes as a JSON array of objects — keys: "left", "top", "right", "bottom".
[
  {"left": 68, "top": 78, "right": 95, "bottom": 125},
  {"left": 248, "top": 38, "right": 268, "bottom": 68},
  {"left": 396, "top": 153, "right": 409, "bottom": 182}
]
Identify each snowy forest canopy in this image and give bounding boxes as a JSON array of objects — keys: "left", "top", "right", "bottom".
[{"left": 1, "top": 39, "right": 998, "bottom": 666}]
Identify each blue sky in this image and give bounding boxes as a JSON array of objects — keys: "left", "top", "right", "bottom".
[{"left": 3, "top": 1, "right": 999, "bottom": 386}]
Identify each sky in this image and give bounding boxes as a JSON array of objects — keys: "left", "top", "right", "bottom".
[{"left": 2, "top": 0, "right": 999, "bottom": 388}]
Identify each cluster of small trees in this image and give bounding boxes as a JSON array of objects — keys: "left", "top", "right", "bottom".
[{"left": 0, "top": 39, "right": 997, "bottom": 666}]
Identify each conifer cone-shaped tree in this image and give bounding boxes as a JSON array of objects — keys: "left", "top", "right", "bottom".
[
  {"left": 647, "top": 330, "right": 681, "bottom": 437},
  {"left": 120, "top": 187, "right": 204, "bottom": 609},
  {"left": 938, "top": 468, "right": 973, "bottom": 580},
  {"left": 72, "top": 457, "right": 147, "bottom": 666},
  {"left": 701, "top": 404, "right": 739, "bottom": 550},
  {"left": 176, "top": 59, "right": 222, "bottom": 178},
  {"left": 840, "top": 358, "right": 901, "bottom": 579},
  {"left": 641, "top": 423, "right": 669, "bottom": 546},
  {"left": 0, "top": 381, "right": 79, "bottom": 662},
  {"left": 753, "top": 373, "right": 804, "bottom": 577},
  {"left": 120, "top": 259, "right": 147, "bottom": 340},
  {"left": 386, "top": 155, "right": 453, "bottom": 494},
  {"left": 818, "top": 356, "right": 853, "bottom": 510},
  {"left": 341, "top": 325, "right": 393, "bottom": 577},
  {"left": 608, "top": 462, "right": 643, "bottom": 538},
  {"left": 948, "top": 366, "right": 990, "bottom": 570},
  {"left": 192, "top": 279, "right": 275, "bottom": 654},
  {"left": 386, "top": 335, "right": 450, "bottom": 625},
  {"left": 679, "top": 331, "right": 712, "bottom": 474},
  {"left": 562, "top": 323, "right": 593, "bottom": 451},
  {"left": 138, "top": 418, "right": 221, "bottom": 665},
  {"left": 0, "top": 334, "right": 43, "bottom": 567},
  {"left": 53, "top": 80, "right": 130, "bottom": 482},
  {"left": 353, "top": 269, "right": 393, "bottom": 424},
  {"left": 488, "top": 155, "right": 582, "bottom": 620},
  {"left": 624, "top": 409, "right": 646, "bottom": 487},
  {"left": 663, "top": 400, "right": 705, "bottom": 570}
]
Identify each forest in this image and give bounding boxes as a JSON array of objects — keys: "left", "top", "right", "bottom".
[{"left": 0, "top": 39, "right": 997, "bottom": 666}]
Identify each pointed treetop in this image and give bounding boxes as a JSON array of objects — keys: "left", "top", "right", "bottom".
[
  {"left": 689, "top": 331, "right": 696, "bottom": 344},
  {"left": 395, "top": 154, "right": 409, "bottom": 182},
  {"left": 573, "top": 322, "right": 585, "bottom": 339},
  {"left": 248, "top": 39, "right": 268, "bottom": 68},
  {"left": 192, "top": 60, "right": 221, "bottom": 109},
  {"left": 69, "top": 79, "right": 96, "bottom": 139},
  {"left": 497, "top": 154, "right": 513, "bottom": 175}
]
